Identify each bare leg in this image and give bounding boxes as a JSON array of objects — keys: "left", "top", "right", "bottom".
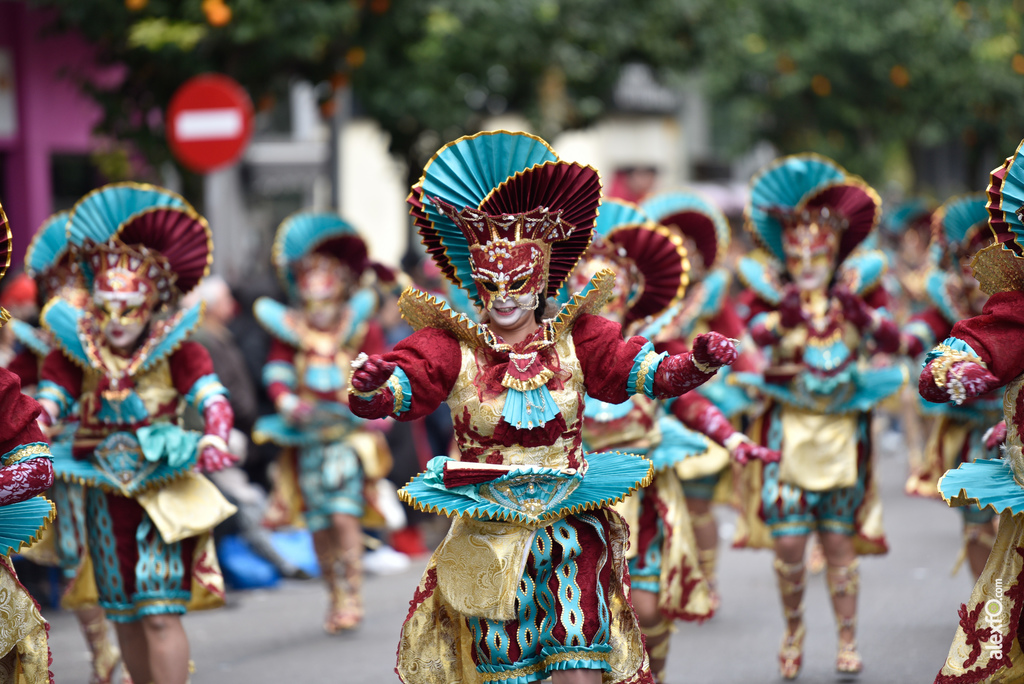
[
  {"left": 333, "top": 512, "right": 364, "bottom": 629},
  {"left": 773, "top": 534, "right": 808, "bottom": 680},
  {"left": 687, "top": 499, "right": 719, "bottom": 611},
  {"left": 77, "top": 604, "right": 122, "bottom": 683},
  {"left": 313, "top": 527, "right": 341, "bottom": 632},
  {"left": 141, "top": 615, "right": 190, "bottom": 684},
  {"left": 632, "top": 588, "right": 671, "bottom": 682},
  {"left": 114, "top": 622, "right": 151, "bottom": 684},
  {"left": 820, "top": 531, "right": 862, "bottom": 674},
  {"left": 551, "top": 669, "right": 604, "bottom": 684}
]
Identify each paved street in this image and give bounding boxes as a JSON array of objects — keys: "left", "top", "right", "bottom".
[{"left": 47, "top": 435, "right": 972, "bottom": 683}]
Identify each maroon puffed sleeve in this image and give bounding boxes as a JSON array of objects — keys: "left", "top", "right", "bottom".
[
  {"left": 572, "top": 313, "right": 650, "bottom": 404},
  {"left": 168, "top": 341, "right": 216, "bottom": 396},
  {"left": 6, "top": 350, "right": 38, "bottom": 388},
  {"left": 903, "top": 307, "right": 953, "bottom": 358},
  {"left": 39, "top": 349, "right": 83, "bottom": 416},
  {"left": 374, "top": 327, "right": 462, "bottom": 421},
  {"left": 265, "top": 338, "right": 297, "bottom": 402},
  {"left": 948, "top": 291, "right": 1024, "bottom": 385},
  {"left": 360, "top": 321, "right": 386, "bottom": 356},
  {"left": 0, "top": 368, "right": 53, "bottom": 504}
]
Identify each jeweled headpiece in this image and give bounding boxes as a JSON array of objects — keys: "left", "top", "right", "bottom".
[
  {"left": 570, "top": 199, "right": 688, "bottom": 325},
  {"left": 408, "top": 131, "right": 601, "bottom": 310},
  {"left": 746, "top": 154, "right": 880, "bottom": 272},
  {"left": 67, "top": 183, "right": 213, "bottom": 311},
  {"left": 272, "top": 211, "right": 368, "bottom": 303}
]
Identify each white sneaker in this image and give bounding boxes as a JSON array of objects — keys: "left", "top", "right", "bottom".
[{"left": 363, "top": 545, "right": 411, "bottom": 575}]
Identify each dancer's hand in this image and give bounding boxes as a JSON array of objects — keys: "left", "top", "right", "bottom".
[
  {"left": 919, "top": 361, "right": 998, "bottom": 405},
  {"left": 692, "top": 332, "right": 738, "bottom": 370},
  {"left": 727, "top": 435, "right": 780, "bottom": 465},
  {"left": 351, "top": 353, "right": 397, "bottom": 392},
  {"left": 984, "top": 420, "right": 1007, "bottom": 450},
  {"left": 198, "top": 398, "right": 237, "bottom": 473}
]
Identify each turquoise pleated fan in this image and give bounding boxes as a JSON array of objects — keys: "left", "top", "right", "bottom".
[
  {"left": 419, "top": 132, "right": 559, "bottom": 291},
  {"left": 0, "top": 496, "right": 55, "bottom": 556},
  {"left": 996, "top": 141, "right": 1024, "bottom": 245},
  {"left": 939, "top": 194, "right": 989, "bottom": 249},
  {"left": 24, "top": 212, "right": 69, "bottom": 278},
  {"left": 67, "top": 183, "right": 188, "bottom": 247},
  {"left": 594, "top": 199, "right": 647, "bottom": 237},
  {"left": 747, "top": 155, "right": 846, "bottom": 261}
]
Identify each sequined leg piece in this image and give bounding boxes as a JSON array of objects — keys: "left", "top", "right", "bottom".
[
  {"left": 774, "top": 558, "right": 806, "bottom": 680},
  {"left": 827, "top": 560, "right": 862, "bottom": 675},
  {"left": 79, "top": 609, "right": 122, "bottom": 684},
  {"left": 641, "top": 619, "right": 673, "bottom": 684}
]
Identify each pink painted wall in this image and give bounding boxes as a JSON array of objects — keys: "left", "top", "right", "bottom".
[{"left": 0, "top": 2, "right": 103, "bottom": 268}]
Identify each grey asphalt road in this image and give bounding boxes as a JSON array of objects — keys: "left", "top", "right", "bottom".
[{"left": 46, "top": 432, "right": 970, "bottom": 683}]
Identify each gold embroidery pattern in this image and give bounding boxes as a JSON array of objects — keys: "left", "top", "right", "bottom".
[
  {"left": 387, "top": 374, "right": 404, "bottom": 414},
  {"left": 930, "top": 345, "right": 985, "bottom": 389},
  {"left": 1, "top": 443, "right": 50, "bottom": 467},
  {"left": 0, "top": 558, "right": 50, "bottom": 683},
  {"left": 634, "top": 351, "right": 661, "bottom": 396}
]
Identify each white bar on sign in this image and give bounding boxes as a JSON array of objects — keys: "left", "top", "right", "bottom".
[{"left": 175, "top": 108, "right": 243, "bottom": 141}]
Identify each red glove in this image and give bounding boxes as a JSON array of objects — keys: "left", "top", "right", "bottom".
[
  {"left": 833, "top": 286, "right": 874, "bottom": 330},
  {"left": 351, "top": 355, "right": 397, "bottom": 393},
  {"left": 691, "top": 332, "right": 738, "bottom": 369},
  {"left": 778, "top": 285, "right": 807, "bottom": 329},
  {"left": 349, "top": 390, "right": 396, "bottom": 420},
  {"left": 731, "top": 440, "right": 781, "bottom": 465},
  {"left": 984, "top": 421, "right": 1007, "bottom": 450},
  {"left": 0, "top": 458, "right": 54, "bottom": 506},
  {"left": 197, "top": 398, "right": 237, "bottom": 473},
  {"left": 919, "top": 361, "right": 999, "bottom": 405}
]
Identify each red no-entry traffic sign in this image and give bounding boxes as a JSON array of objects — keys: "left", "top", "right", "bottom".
[{"left": 167, "top": 74, "right": 254, "bottom": 174}]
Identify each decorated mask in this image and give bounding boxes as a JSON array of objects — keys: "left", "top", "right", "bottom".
[
  {"left": 87, "top": 239, "right": 174, "bottom": 350},
  {"left": 781, "top": 207, "right": 845, "bottom": 291},
  {"left": 431, "top": 200, "right": 574, "bottom": 311}
]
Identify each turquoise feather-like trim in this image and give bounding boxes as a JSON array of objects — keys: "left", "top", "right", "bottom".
[
  {"left": 25, "top": 211, "right": 70, "bottom": 278},
  {"left": 748, "top": 156, "right": 845, "bottom": 262},
  {"left": 939, "top": 458, "right": 1024, "bottom": 516},
  {"left": 737, "top": 256, "right": 784, "bottom": 305},
  {"left": 501, "top": 385, "right": 560, "bottom": 430},
  {"left": 10, "top": 320, "right": 51, "bottom": 359},
  {"left": 41, "top": 299, "right": 88, "bottom": 367},
  {"left": 925, "top": 337, "right": 981, "bottom": 366},
  {"left": 253, "top": 297, "right": 301, "bottom": 348}
]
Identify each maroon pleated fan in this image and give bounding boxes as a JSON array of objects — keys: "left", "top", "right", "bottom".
[
  {"left": 478, "top": 161, "right": 602, "bottom": 297},
  {"left": 984, "top": 157, "right": 1024, "bottom": 256},
  {"left": 408, "top": 184, "right": 463, "bottom": 287},
  {"left": 117, "top": 207, "right": 212, "bottom": 295},
  {"left": 313, "top": 235, "right": 369, "bottom": 275},
  {"left": 657, "top": 210, "right": 718, "bottom": 271},
  {"left": 804, "top": 184, "right": 879, "bottom": 264},
  {"left": 607, "top": 225, "right": 686, "bottom": 325}
]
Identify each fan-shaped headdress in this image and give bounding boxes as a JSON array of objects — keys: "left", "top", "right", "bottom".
[
  {"left": 642, "top": 191, "right": 730, "bottom": 272},
  {"left": 932, "top": 194, "right": 992, "bottom": 270},
  {"left": 745, "top": 154, "right": 880, "bottom": 270},
  {"left": 408, "top": 130, "right": 601, "bottom": 311},
  {"left": 0, "top": 202, "right": 14, "bottom": 325},
  {"left": 881, "top": 199, "right": 933, "bottom": 239},
  {"left": 271, "top": 211, "right": 368, "bottom": 302},
  {"left": 25, "top": 211, "right": 88, "bottom": 305},
  {"left": 974, "top": 140, "right": 1024, "bottom": 294},
  {"left": 572, "top": 199, "right": 688, "bottom": 326},
  {"left": 66, "top": 183, "right": 212, "bottom": 310}
]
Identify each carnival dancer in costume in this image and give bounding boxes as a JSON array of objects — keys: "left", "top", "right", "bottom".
[
  {"left": 252, "top": 211, "right": 390, "bottom": 632},
  {"left": 640, "top": 191, "right": 768, "bottom": 609},
  {"left": 921, "top": 139, "right": 1024, "bottom": 684},
  {"left": 11, "top": 211, "right": 129, "bottom": 684},
  {"left": 571, "top": 198, "right": 777, "bottom": 681},
  {"left": 0, "top": 201, "right": 56, "bottom": 684},
  {"left": 347, "top": 130, "right": 739, "bottom": 684},
  {"left": 730, "top": 155, "right": 904, "bottom": 678},
  {"left": 35, "top": 183, "right": 238, "bottom": 684},
  {"left": 902, "top": 195, "right": 1002, "bottom": 581}
]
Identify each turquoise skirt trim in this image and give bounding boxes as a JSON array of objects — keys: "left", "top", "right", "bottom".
[
  {"left": 401, "top": 452, "right": 653, "bottom": 525},
  {"left": 53, "top": 429, "right": 198, "bottom": 496},
  {"left": 0, "top": 496, "right": 55, "bottom": 556},
  {"left": 648, "top": 416, "right": 709, "bottom": 470},
  {"left": 731, "top": 365, "right": 905, "bottom": 414},
  {"left": 939, "top": 458, "right": 1024, "bottom": 516},
  {"left": 253, "top": 402, "right": 363, "bottom": 447}
]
